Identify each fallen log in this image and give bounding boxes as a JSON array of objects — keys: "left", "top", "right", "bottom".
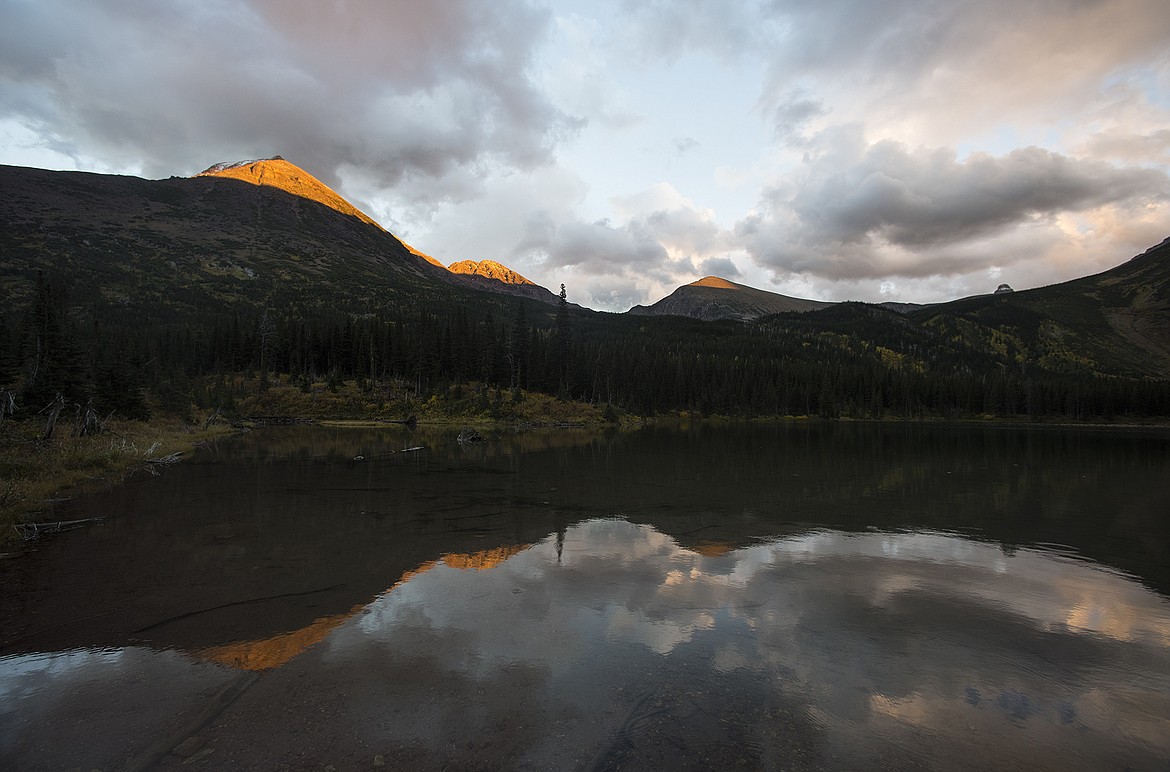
[
  {"left": 14, "top": 516, "right": 107, "bottom": 541},
  {"left": 143, "top": 451, "right": 183, "bottom": 475}
]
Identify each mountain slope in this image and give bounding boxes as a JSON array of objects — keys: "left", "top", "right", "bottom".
[
  {"left": 913, "top": 238, "right": 1170, "bottom": 378},
  {"left": 197, "top": 158, "right": 562, "bottom": 303},
  {"left": 197, "top": 157, "right": 382, "bottom": 229},
  {"left": 199, "top": 157, "right": 452, "bottom": 271},
  {"left": 628, "top": 276, "right": 832, "bottom": 321},
  {"left": 0, "top": 161, "right": 565, "bottom": 326}
]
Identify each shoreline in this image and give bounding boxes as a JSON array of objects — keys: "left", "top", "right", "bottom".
[{"left": 4, "top": 407, "right": 1167, "bottom": 550}]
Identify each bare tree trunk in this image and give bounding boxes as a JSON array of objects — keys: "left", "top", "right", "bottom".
[
  {"left": 0, "top": 390, "right": 15, "bottom": 425},
  {"left": 41, "top": 394, "right": 66, "bottom": 440},
  {"left": 76, "top": 399, "right": 103, "bottom": 436}
]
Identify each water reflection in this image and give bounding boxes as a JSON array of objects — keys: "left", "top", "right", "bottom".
[
  {"left": 196, "top": 546, "right": 530, "bottom": 671},
  {"left": 2, "top": 423, "right": 1169, "bottom": 770},
  {"left": 297, "top": 520, "right": 1169, "bottom": 771}
]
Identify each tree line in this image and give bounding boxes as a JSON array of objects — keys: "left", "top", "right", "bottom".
[{"left": 2, "top": 272, "right": 1169, "bottom": 424}]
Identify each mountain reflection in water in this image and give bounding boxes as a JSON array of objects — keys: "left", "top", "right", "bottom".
[{"left": 1, "top": 423, "right": 1169, "bottom": 770}]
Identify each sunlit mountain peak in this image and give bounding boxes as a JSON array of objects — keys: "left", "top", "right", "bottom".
[
  {"left": 196, "top": 156, "right": 380, "bottom": 229},
  {"left": 448, "top": 259, "right": 536, "bottom": 286},
  {"left": 689, "top": 276, "right": 742, "bottom": 290}
]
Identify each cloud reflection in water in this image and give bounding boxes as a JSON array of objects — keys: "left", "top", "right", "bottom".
[{"left": 328, "top": 518, "right": 1170, "bottom": 768}]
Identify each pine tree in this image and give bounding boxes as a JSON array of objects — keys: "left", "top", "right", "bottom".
[{"left": 552, "top": 284, "right": 573, "bottom": 398}]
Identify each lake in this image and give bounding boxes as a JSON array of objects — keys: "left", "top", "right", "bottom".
[{"left": 2, "top": 422, "right": 1169, "bottom": 770}]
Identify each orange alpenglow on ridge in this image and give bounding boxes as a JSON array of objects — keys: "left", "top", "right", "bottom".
[
  {"left": 689, "top": 276, "right": 743, "bottom": 290},
  {"left": 447, "top": 259, "right": 536, "bottom": 286},
  {"left": 196, "top": 156, "right": 380, "bottom": 228},
  {"left": 196, "top": 156, "right": 447, "bottom": 267}
]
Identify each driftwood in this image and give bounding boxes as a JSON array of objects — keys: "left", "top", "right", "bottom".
[
  {"left": 400, "top": 445, "right": 425, "bottom": 453},
  {"left": 143, "top": 451, "right": 183, "bottom": 475},
  {"left": 14, "top": 516, "right": 107, "bottom": 541}
]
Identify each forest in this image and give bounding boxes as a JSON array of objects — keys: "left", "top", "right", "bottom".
[{"left": 4, "top": 268, "right": 1169, "bottom": 427}]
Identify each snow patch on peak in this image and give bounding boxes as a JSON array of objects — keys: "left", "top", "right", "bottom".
[{"left": 197, "top": 156, "right": 285, "bottom": 176}]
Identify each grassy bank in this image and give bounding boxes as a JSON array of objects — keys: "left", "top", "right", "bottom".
[
  {"left": 0, "top": 416, "right": 232, "bottom": 549},
  {"left": 219, "top": 375, "right": 637, "bottom": 427}
]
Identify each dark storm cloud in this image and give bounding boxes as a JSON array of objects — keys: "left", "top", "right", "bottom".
[
  {"left": 737, "top": 129, "right": 1170, "bottom": 280},
  {"left": 0, "top": 0, "right": 577, "bottom": 188}
]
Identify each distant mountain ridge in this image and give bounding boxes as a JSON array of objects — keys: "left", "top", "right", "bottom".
[{"left": 628, "top": 276, "right": 832, "bottom": 321}]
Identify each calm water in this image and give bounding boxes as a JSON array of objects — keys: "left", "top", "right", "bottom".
[{"left": 2, "top": 423, "right": 1169, "bottom": 770}]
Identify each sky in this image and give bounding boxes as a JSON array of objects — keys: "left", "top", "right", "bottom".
[{"left": 2, "top": 0, "right": 1169, "bottom": 311}]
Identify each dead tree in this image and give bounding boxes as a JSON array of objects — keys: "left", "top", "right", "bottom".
[
  {"left": 39, "top": 393, "right": 66, "bottom": 440},
  {"left": 75, "top": 399, "right": 103, "bottom": 436},
  {"left": 0, "top": 390, "right": 15, "bottom": 426}
]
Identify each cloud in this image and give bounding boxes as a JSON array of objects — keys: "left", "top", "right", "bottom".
[
  {"left": 738, "top": 127, "right": 1170, "bottom": 281},
  {"left": 624, "top": 0, "right": 1170, "bottom": 145},
  {"left": 0, "top": 0, "right": 577, "bottom": 191},
  {"left": 506, "top": 183, "right": 752, "bottom": 307},
  {"left": 699, "top": 257, "right": 740, "bottom": 278},
  {"left": 585, "top": 279, "right": 651, "bottom": 311},
  {"left": 518, "top": 215, "right": 670, "bottom": 275},
  {"left": 770, "top": 90, "right": 827, "bottom": 141},
  {"left": 1082, "top": 129, "right": 1170, "bottom": 166},
  {"left": 3, "top": 0, "right": 1168, "bottom": 310},
  {"left": 537, "top": 12, "right": 643, "bottom": 132},
  {"left": 617, "top": 0, "right": 770, "bottom": 64}
]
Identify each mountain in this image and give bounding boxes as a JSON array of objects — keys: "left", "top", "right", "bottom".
[
  {"left": 913, "top": 237, "right": 1170, "bottom": 378},
  {"left": 199, "top": 157, "right": 453, "bottom": 271},
  {"left": 0, "top": 160, "right": 559, "bottom": 324},
  {"left": 448, "top": 259, "right": 563, "bottom": 305},
  {"left": 628, "top": 276, "right": 832, "bottom": 321},
  {"left": 198, "top": 156, "right": 382, "bottom": 230},
  {"left": 196, "top": 157, "right": 559, "bottom": 297},
  {"left": 2, "top": 158, "right": 1167, "bottom": 421}
]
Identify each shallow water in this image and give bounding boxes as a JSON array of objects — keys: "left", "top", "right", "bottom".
[{"left": 2, "top": 423, "right": 1169, "bottom": 769}]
